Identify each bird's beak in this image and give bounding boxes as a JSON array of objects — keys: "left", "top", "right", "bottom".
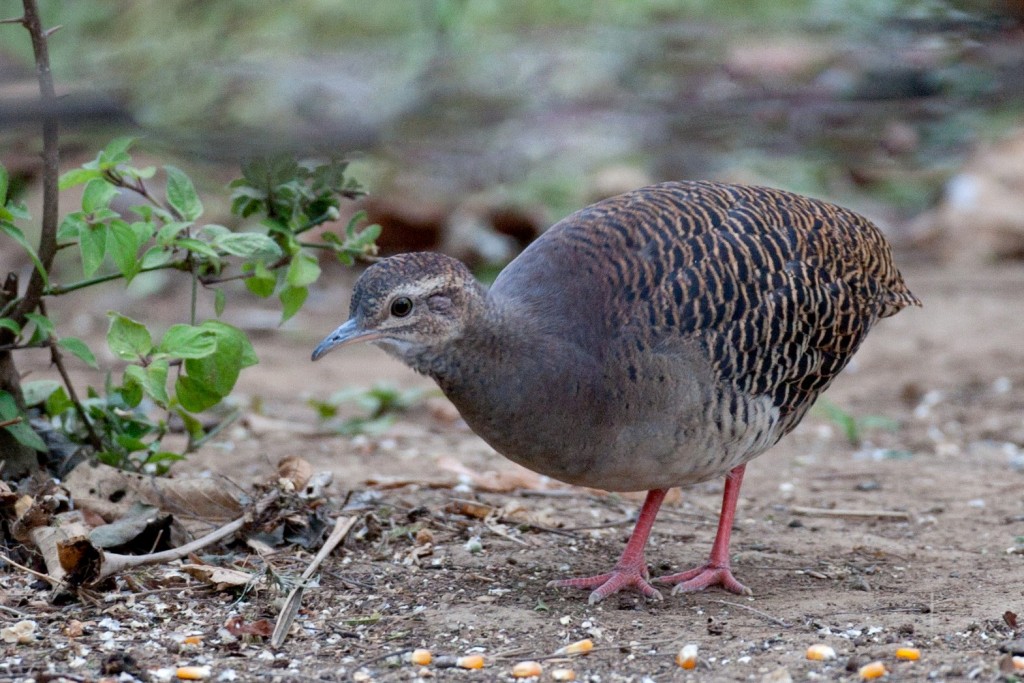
[{"left": 311, "top": 319, "right": 382, "bottom": 361}]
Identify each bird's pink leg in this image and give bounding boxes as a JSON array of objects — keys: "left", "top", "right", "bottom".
[
  {"left": 548, "top": 488, "right": 667, "bottom": 604},
  {"left": 655, "top": 464, "right": 752, "bottom": 595}
]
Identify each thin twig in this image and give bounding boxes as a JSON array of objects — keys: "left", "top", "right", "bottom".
[
  {"left": 711, "top": 599, "right": 793, "bottom": 628},
  {"left": 44, "top": 262, "right": 185, "bottom": 296},
  {"left": 0, "top": 552, "right": 59, "bottom": 586},
  {"left": 271, "top": 515, "right": 358, "bottom": 647},
  {"left": 789, "top": 506, "right": 911, "bottom": 521},
  {"left": 40, "top": 300, "right": 101, "bottom": 450},
  {"left": 354, "top": 648, "right": 413, "bottom": 670},
  {"left": 0, "top": 604, "right": 31, "bottom": 617}
]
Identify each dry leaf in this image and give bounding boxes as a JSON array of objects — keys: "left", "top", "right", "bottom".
[
  {"left": 276, "top": 455, "right": 313, "bottom": 492},
  {"left": 225, "top": 616, "right": 273, "bottom": 638},
  {"left": 65, "top": 461, "right": 243, "bottom": 521},
  {"left": 181, "top": 563, "right": 254, "bottom": 589}
]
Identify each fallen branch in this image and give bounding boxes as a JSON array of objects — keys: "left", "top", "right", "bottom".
[
  {"left": 789, "top": 506, "right": 910, "bottom": 521},
  {"left": 271, "top": 514, "right": 357, "bottom": 647},
  {"left": 59, "top": 489, "right": 279, "bottom": 588}
]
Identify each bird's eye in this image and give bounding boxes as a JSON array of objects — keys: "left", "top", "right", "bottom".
[{"left": 390, "top": 297, "right": 413, "bottom": 317}]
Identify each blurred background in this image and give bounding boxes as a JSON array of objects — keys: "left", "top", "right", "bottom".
[{"left": 1, "top": 0, "right": 1023, "bottom": 278}]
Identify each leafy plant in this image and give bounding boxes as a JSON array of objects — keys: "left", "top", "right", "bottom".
[
  {"left": 1, "top": 139, "right": 380, "bottom": 474},
  {"left": 811, "top": 398, "right": 900, "bottom": 447},
  {"left": 309, "top": 383, "right": 433, "bottom": 435}
]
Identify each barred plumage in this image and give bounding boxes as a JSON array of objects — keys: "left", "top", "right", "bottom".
[{"left": 313, "top": 180, "right": 919, "bottom": 603}]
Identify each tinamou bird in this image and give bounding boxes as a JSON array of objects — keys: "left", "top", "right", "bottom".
[{"left": 312, "top": 181, "right": 919, "bottom": 604}]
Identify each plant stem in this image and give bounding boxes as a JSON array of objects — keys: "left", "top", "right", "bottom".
[
  {"left": 44, "top": 262, "right": 185, "bottom": 296},
  {"left": 40, "top": 300, "right": 102, "bottom": 451},
  {"left": 13, "top": 0, "right": 59, "bottom": 323}
]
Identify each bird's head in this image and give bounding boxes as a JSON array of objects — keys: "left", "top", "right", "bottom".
[{"left": 311, "top": 252, "right": 484, "bottom": 369}]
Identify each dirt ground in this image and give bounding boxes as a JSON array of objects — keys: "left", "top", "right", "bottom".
[{"left": 3, "top": 261, "right": 1024, "bottom": 682}]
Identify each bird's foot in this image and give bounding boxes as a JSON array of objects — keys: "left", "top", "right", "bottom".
[
  {"left": 655, "top": 564, "right": 752, "bottom": 596},
  {"left": 548, "top": 565, "right": 664, "bottom": 605}
]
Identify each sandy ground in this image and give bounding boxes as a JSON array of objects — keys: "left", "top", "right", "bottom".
[{"left": 3, "top": 262, "right": 1024, "bottom": 681}]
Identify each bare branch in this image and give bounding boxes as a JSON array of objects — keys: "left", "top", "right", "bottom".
[{"left": 13, "top": 0, "right": 59, "bottom": 323}]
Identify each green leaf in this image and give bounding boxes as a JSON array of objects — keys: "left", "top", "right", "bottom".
[
  {"left": 279, "top": 285, "right": 308, "bottom": 321},
  {"left": 158, "top": 324, "right": 218, "bottom": 359},
  {"left": 107, "top": 313, "right": 152, "bottom": 360},
  {"left": 174, "top": 321, "right": 257, "bottom": 412},
  {"left": 123, "top": 165, "right": 156, "bottom": 180},
  {"left": 24, "top": 313, "right": 54, "bottom": 345},
  {"left": 164, "top": 165, "right": 203, "bottom": 221},
  {"left": 79, "top": 223, "right": 108, "bottom": 277},
  {"left": 244, "top": 260, "right": 276, "bottom": 298},
  {"left": 0, "top": 317, "right": 20, "bottom": 335},
  {"left": 44, "top": 386, "right": 73, "bottom": 417},
  {"left": 140, "top": 245, "right": 173, "bottom": 269},
  {"left": 21, "top": 380, "right": 61, "bottom": 407},
  {"left": 98, "top": 136, "right": 136, "bottom": 169},
  {"left": 81, "top": 178, "right": 119, "bottom": 214},
  {"left": 286, "top": 252, "right": 320, "bottom": 288},
  {"left": 57, "top": 212, "right": 87, "bottom": 241},
  {"left": 115, "top": 433, "right": 149, "bottom": 453},
  {"left": 199, "top": 224, "right": 231, "bottom": 240},
  {"left": 200, "top": 320, "right": 257, "bottom": 368},
  {"left": 213, "top": 288, "right": 226, "bottom": 317},
  {"left": 107, "top": 220, "right": 143, "bottom": 282},
  {"left": 120, "top": 377, "right": 143, "bottom": 408},
  {"left": 146, "top": 359, "right": 170, "bottom": 406},
  {"left": 0, "top": 390, "right": 46, "bottom": 452},
  {"left": 59, "top": 167, "right": 103, "bottom": 189},
  {"left": 173, "top": 237, "right": 220, "bottom": 261},
  {"left": 0, "top": 166, "right": 8, "bottom": 204},
  {"left": 58, "top": 336, "right": 99, "bottom": 369},
  {"left": 213, "top": 232, "right": 283, "bottom": 259},
  {"left": 126, "top": 358, "right": 169, "bottom": 405},
  {"left": 156, "top": 221, "right": 192, "bottom": 246},
  {"left": 3, "top": 200, "right": 30, "bottom": 221},
  {"left": 174, "top": 374, "right": 222, "bottom": 413},
  {"left": 175, "top": 408, "right": 205, "bottom": 441},
  {"left": 0, "top": 222, "right": 48, "bottom": 287},
  {"left": 130, "top": 220, "right": 156, "bottom": 243}
]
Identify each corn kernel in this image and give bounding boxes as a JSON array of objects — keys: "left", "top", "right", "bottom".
[
  {"left": 556, "top": 639, "right": 594, "bottom": 655},
  {"left": 457, "top": 654, "right": 485, "bottom": 669},
  {"left": 806, "top": 644, "right": 837, "bottom": 661},
  {"left": 410, "top": 649, "right": 432, "bottom": 666},
  {"left": 175, "top": 666, "right": 211, "bottom": 680},
  {"left": 858, "top": 661, "right": 888, "bottom": 679},
  {"left": 895, "top": 647, "right": 920, "bottom": 661},
  {"left": 551, "top": 668, "right": 576, "bottom": 681},
  {"left": 675, "top": 643, "right": 698, "bottom": 669},
  {"left": 511, "top": 661, "right": 543, "bottom": 678},
  {"left": 1013, "top": 656, "right": 1024, "bottom": 671}
]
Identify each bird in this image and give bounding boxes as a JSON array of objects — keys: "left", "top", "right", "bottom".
[{"left": 312, "top": 180, "right": 920, "bottom": 604}]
